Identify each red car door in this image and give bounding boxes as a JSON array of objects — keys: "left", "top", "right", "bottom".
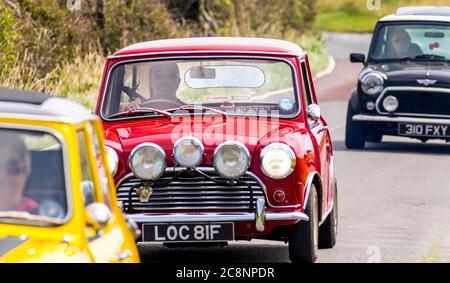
[{"left": 300, "top": 57, "right": 332, "bottom": 218}]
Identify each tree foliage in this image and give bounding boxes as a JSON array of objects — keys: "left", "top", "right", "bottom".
[{"left": 0, "top": 0, "right": 317, "bottom": 81}]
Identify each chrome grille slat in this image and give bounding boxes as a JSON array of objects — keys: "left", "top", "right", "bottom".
[
  {"left": 117, "top": 191, "right": 264, "bottom": 197},
  {"left": 116, "top": 168, "right": 265, "bottom": 212}
]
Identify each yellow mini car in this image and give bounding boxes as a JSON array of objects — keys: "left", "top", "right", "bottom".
[{"left": 0, "top": 88, "right": 140, "bottom": 263}]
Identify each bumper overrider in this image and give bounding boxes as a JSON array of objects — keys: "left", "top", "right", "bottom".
[{"left": 116, "top": 167, "right": 308, "bottom": 234}]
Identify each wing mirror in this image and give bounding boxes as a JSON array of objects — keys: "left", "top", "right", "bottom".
[
  {"left": 350, "top": 53, "right": 365, "bottom": 63},
  {"left": 306, "top": 104, "right": 321, "bottom": 124},
  {"left": 85, "top": 202, "right": 112, "bottom": 230}
]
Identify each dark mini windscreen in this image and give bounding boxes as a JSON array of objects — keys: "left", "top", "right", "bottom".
[
  {"left": 371, "top": 23, "right": 450, "bottom": 61},
  {"left": 103, "top": 58, "right": 299, "bottom": 118},
  {"left": 0, "top": 128, "right": 68, "bottom": 225}
]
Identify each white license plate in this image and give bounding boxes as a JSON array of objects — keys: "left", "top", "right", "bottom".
[
  {"left": 142, "top": 223, "right": 234, "bottom": 243},
  {"left": 398, "top": 123, "right": 450, "bottom": 137}
]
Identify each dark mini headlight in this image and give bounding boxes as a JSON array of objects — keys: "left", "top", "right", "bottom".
[{"left": 361, "top": 72, "right": 385, "bottom": 96}]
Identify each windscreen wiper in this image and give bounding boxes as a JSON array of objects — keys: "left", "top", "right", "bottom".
[
  {"left": 400, "top": 54, "right": 448, "bottom": 62},
  {"left": 108, "top": 107, "right": 173, "bottom": 119},
  {"left": 165, "top": 104, "right": 228, "bottom": 118}
]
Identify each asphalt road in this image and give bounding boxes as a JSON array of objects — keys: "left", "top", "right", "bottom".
[{"left": 139, "top": 33, "right": 450, "bottom": 263}]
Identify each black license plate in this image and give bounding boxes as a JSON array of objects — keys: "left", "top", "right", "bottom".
[
  {"left": 398, "top": 123, "right": 450, "bottom": 138},
  {"left": 142, "top": 223, "right": 234, "bottom": 243}
]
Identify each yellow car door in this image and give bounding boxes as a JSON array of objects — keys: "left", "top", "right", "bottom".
[{"left": 77, "top": 123, "right": 139, "bottom": 263}]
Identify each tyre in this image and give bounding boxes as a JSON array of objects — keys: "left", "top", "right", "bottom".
[
  {"left": 366, "top": 132, "right": 382, "bottom": 143},
  {"left": 319, "top": 180, "right": 338, "bottom": 249},
  {"left": 345, "top": 101, "right": 366, "bottom": 149},
  {"left": 289, "top": 185, "right": 319, "bottom": 263}
]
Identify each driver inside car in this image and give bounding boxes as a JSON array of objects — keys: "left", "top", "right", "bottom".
[
  {"left": 125, "top": 61, "right": 183, "bottom": 111},
  {"left": 0, "top": 133, "right": 38, "bottom": 213},
  {"left": 385, "top": 27, "right": 423, "bottom": 58}
]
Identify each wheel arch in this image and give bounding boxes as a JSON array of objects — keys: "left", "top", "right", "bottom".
[
  {"left": 304, "top": 171, "right": 324, "bottom": 221},
  {"left": 349, "top": 88, "right": 361, "bottom": 113}
]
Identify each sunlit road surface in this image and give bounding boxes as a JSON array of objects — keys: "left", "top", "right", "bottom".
[{"left": 138, "top": 33, "right": 450, "bottom": 263}]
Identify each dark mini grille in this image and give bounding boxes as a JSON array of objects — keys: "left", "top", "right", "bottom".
[
  {"left": 116, "top": 169, "right": 265, "bottom": 213},
  {"left": 380, "top": 90, "right": 450, "bottom": 117}
]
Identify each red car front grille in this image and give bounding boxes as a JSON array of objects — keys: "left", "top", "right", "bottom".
[{"left": 116, "top": 169, "right": 266, "bottom": 212}]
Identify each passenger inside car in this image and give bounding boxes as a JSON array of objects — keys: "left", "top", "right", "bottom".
[
  {"left": 0, "top": 133, "right": 38, "bottom": 213},
  {"left": 385, "top": 27, "right": 423, "bottom": 58}
]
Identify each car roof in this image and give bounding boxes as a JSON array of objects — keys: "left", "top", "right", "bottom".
[
  {"left": 381, "top": 6, "right": 450, "bottom": 23},
  {"left": 110, "top": 37, "right": 306, "bottom": 58},
  {"left": 0, "top": 88, "right": 96, "bottom": 124}
]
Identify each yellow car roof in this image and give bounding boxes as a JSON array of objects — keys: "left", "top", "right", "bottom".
[{"left": 0, "top": 88, "right": 96, "bottom": 125}]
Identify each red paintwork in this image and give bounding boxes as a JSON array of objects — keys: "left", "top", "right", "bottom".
[{"left": 96, "top": 37, "right": 334, "bottom": 239}]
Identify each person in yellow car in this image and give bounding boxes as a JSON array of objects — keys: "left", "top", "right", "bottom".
[{"left": 0, "top": 133, "right": 38, "bottom": 213}]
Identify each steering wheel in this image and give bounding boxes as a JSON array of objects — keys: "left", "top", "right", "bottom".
[{"left": 141, "top": 99, "right": 183, "bottom": 108}]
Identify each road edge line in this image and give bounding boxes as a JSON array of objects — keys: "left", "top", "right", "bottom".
[{"left": 315, "top": 55, "right": 336, "bottom": 79}]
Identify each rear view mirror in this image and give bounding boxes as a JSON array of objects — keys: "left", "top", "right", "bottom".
[
  {"left": 424, "top": 31, "right": 444, "bottom": 38},
  {"left": 350, "top": 53, "right": 365, "bottom": 63},
  {"left": 189, "top": 66, "right": 216, "bottom": 79}
]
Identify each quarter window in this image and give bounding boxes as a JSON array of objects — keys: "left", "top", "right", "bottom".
[{"left": 300, "top": 62, "right": 313, "bottom": 105}]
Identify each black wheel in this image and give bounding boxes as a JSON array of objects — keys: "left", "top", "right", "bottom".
[
  {"left": 345, "top": 101, "right": 366, "bottom": 149},
  {"left": 319, "top": 180, "right": 338, "bottom": 249},
  {"left": 289, "top": 185, "right": 319, "bottom": 263}
]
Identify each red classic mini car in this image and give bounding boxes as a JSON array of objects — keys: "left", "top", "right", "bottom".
[{"left": 96, "top": 37, "right": 338, "bottom": 263}]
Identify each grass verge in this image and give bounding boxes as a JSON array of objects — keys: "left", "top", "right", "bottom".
[{"left": 315, "top": 0, "right": 450, "bottom": 33}]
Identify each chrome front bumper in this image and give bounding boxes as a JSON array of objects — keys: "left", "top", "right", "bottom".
[
  {"left": 353, "top": 114, "right": 450, "bottom": 125},
  {"left": 127, "top": 198, "right": 309, "bottom": 233}
]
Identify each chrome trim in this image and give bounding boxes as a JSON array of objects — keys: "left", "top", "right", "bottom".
[
  {"left": 116, "top": 167, "right": 302, "bottom": 209},
  {"left": 255, "top": 198, "right": 265, "bottom": 232},
  {"left": 303, "top": 171, "right": 320, "bottom": 213},
  {"left": 128, "top": 143, "right": 167, "bottom": 181},
  {"left": 128, "top": 211, "right": 308, "bottom": 223},
  {"left": 213, "top": 141, "right": 250, "bottom": 179},
  {"left": 108, "top": 50, "right": 306, "bottom": 60},
  {"left": 260, "top": 143, "right": 296, "bottom": 180},
  {"left": 173, "top": 136, "right": 204, "bottom": 168},
  {"left": 99, "top": 56, "right": 302, "bottom": 122},
  {"left": 352, "top": 114, "right": 450, "bottom": 125},
  {"left": 375, "top": 86, "right": 450, "bottom": 118},
  {"left": 0, "top": 123, "right": 73, "bottom": 226}
]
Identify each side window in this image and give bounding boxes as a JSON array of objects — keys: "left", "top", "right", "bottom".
[
  {"left": 300, "top": 62, "right": 313, "bottom": 106},
  {"left": 78, "top": 130, "right": 96, "bottom": 206}
]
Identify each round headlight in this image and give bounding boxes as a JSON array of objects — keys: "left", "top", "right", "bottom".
[
  {"left": 173, "top": 137, "right": 204, "bottom": 168},
  {"left": 105, "top": 146, "right": 119, "bottom": 176},
  {"left": 129, "top": 143, "right": 166, "bottom": 180},
  {"left": 260, "top": 143, "right": 296, "bottom": 179},
  {"left": 383, "top": 95, "right": 399, "bottom": 112},
  {"left": 361, "top": 73, "right": 384, "bottom": 95},
  {"left": 213, "top": 141, "right": 250, "bottom": 179}
]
